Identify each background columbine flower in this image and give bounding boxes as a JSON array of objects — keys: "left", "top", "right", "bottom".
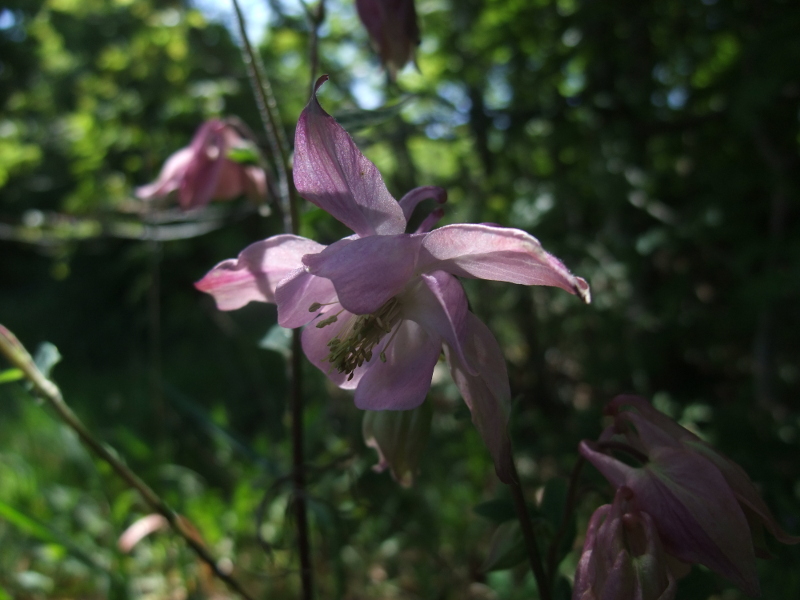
[
  {"left": 355, "top": 0, "right": 420, "bottom": 79},
  {"left": 137, "top": 119, "right": 267, "bottom": 210},
  {"left": 573, "top": 488, "right": 678, "bottom": 600},
  {"left": 197, "top": 76, "right": 590, "bottom": 482},
  {"left": 580, "top": 395, "right": 800, "bottom": 597}
]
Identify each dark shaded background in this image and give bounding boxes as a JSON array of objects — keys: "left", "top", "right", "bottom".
[{"left": 1, "top": 0, "right": 798, "bottom": 597}]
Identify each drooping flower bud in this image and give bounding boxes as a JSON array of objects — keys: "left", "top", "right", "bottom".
[
  {"left": 362, "top": 400, "right": 432, "bottom": 487},
  {"left": 137, "top": 119, "right": 267, "bottom": 210},
  {"left": 355, "top": 0, "right": 420, "bottom": 80},
  {"left": 573, "top": 488, "right": 678, "bottom": 600}
]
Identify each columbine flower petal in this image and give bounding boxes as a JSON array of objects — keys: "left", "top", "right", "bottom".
[
  {"left": 579, "top": 441, "right": 760, "bottom": 597},
  {"left": 179, "top": 122, "right": 227, "bottom": 209},
  {"left": 444, "top": 312, "right": 513, "bottom": 483},
  {"left": 294, "top": 76, "right": 406, "bottom": 237},
  {"left": 353, "top": 319, "right": 440, "bottom": 410},
  {"left": 609, "top": 396, "right": 800, "bottom": 549},
  {"left": 302, "top": 234, "right": 424, "bottom": 315},
  {"left": 402, "top": 271, "right": 476, "bottom": 376},
  {"left": 195, "top": 235, "right": 325, "bottom": 310},
  {"left": 136, "top": 147, "right": 193, "bottom": 200},
  {"left": 398, "top": 186, "right": 447, "bottom": 223},
  {"left": 274, "top": 270, "right": 338, "bottom": 329},
  {"left": 419, "top": 223, "right": 591, "bottom": 302}
]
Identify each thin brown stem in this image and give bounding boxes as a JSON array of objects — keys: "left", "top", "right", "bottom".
[
  {"left": 546, "top": 455, "right": 585, "bottom": 581},
  {"left": 303, "top": 0, "right": 326, "bottom": 97},
  {"left": 290, "top": 327, "right": 314, "bottom": 599},
  {"left": 0, "top": 326, "right": 256, "bottom": 600},
  {"left": 507, "top": 458, "right": 551, "bottom": 600}
]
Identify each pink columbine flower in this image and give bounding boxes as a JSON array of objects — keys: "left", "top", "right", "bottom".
[
  {"left": 196, "top": 76, "right": 590, "bottom": 482},
  {"left": 573, "top": 488, "right": 678, "bottom": 600},
  {"left": 580, "top": 396, "right": 800, "bottom": 597},
  {"left": 355, "top": 0, "right": 420, "bottom": 79},
  {"left": 136, "top": 119, "right": 267, "bottom": 210}
]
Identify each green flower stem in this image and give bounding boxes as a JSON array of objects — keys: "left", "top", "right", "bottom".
[
  {"left": 507, "top": 457, "right": 552, "bottom": 600},
  {"left": 0, "top": 325, "right": 256, "bottom": 600},
  {"left": 231, "top": 0, "right": 298, "bottom": 235}
]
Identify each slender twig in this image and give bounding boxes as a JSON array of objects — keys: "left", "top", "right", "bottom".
[
  {"left": 507, "top": 458, "right": 551, "bottom": 600},
  {"left": 0, "top": 326, "right": 256, "bottom": 600},
  {"left": 231, "top": 0, "right": 297, "bottom": 233},
  {"left": 302, "top": 0, "right": 326, "bottom": 97},
  {"left": 546, "top": 455, "right": 585, "bottom": 581}
]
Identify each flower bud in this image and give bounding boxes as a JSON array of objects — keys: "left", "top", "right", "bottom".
[
  {"left": 573, "top": 488, "right": 677, "bottom": 600},
  {"left": 362, "top": 400, "right": 432, "bottom": 487},
  {"left": 355, "top": 0, "right": 420, "bottom": 80}
]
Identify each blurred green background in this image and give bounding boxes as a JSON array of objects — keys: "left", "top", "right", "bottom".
[{"left": 1, "top": 0, "right": 798, "bottom": 598}]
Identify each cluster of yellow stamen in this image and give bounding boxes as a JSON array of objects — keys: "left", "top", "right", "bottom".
[{"left": 310, "top": 297, "right": 403, "bottom": 380}]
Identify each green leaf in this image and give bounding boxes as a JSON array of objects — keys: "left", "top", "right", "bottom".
[
  {"left": 480, "top": 521, "right": 527, "bottom": 572},
  {"left": 0, "top": 368, "right": 24, "bottom": 384},
  {"left": 0, "top": 500, "right": 108, "bottom": 575},
  {"left": 227, "top": 145, "right": 260, "bottom": 165}
]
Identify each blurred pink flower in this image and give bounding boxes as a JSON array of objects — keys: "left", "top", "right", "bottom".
[
  {"left": 355, "top": 0, "right": 420, "bottom": 79},
  {"left": 580, "top": 395, "right": 800, "bottom": 597},
  {"left": 137, "top": 119, "right": 267, "bottom": 210},
  {"left": 196, "top": 77, "right": 590, "bottom": 482},
  {"left": 573, "top": 488, "right": 678, "bottom": 600}
]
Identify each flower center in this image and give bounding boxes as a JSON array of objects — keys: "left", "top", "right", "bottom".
[{"left": 316, "top": 297, "right": 403, "bottom": 380}]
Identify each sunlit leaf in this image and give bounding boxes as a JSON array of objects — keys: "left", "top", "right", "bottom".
[{"left": 0, "top": 368, "right": 24, "bottom": 384}]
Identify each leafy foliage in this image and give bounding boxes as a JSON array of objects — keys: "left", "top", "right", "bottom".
[{"left": 1, "top": 0, "right": 798, "bottom": 598}]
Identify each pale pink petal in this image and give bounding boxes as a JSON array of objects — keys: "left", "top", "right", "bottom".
[
  {"left": 118, "top": 514, "right": 168, "bottom": 552},
  {"left": 294, "top": 76, "right": 406, "bottom": 237},
  {"left": 303, "top": 234, "right": 424, "bottom": 315},
  {"left": 179, "top": 122, "right": 227, "bottom": 209},
  {"left": 353, "top": 319, "right": 440, "bottom": 410},
  {"left": 275, "top": 269, "right": 338, "bottom": 328},
  {"left": 195, "top": 235, "right": 324, "bottom": 310},
  {"left": 444, "top": 312, "right": 513, "bottom": 483},
  {"left": 212, "top": 159, "right": 247, "bottom": 201},
  {"left": 398, "top": 185, "right": 447, "bottom": 223},
  {"left": 136, "top": 147, "right": 193, "bottom": 200},
  {"left": 301, "top": 305, "right": 367, "bottom": 390},
  {"left": 419, "top": 224, "right": 591, "bottom": 302},
  {"left": 402, "top": 271, "right": 476, "bottom": 376}
]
